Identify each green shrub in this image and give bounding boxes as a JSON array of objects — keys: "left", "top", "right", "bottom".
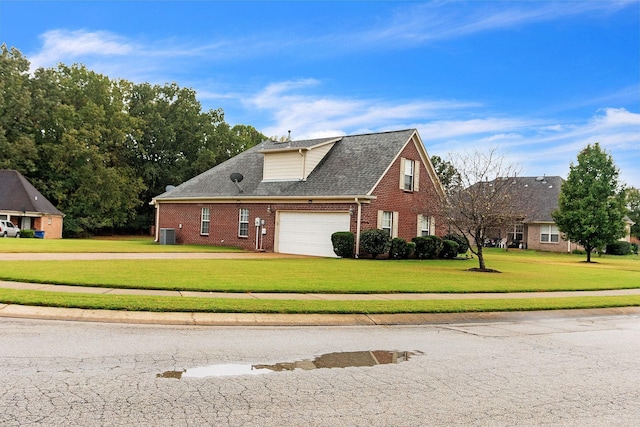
[
  {"left": 439, "top": 239, "right": 460, "bottom": 258},
  {"left": 412, "top": 236, "right": 443, "bottom": 259},
  {"left": 442, "top": 233, "right": 469, "bottom": 254},
  {"left": 631, "top": 243, "right": 639, "bottom": 255},
  {"left": 331, "top": 231, "right": 355, "bottom": 258},
  {"left": 359, "top": 229, "right": 391, "bottom": 259},
  {"left": 20, "top": 229, "right": 35, "bottom": 238},
  {"left": 572, "top": 249, "right": 586, "bottom": 255},
  {"left": 406, "top": 241, "right": 416, "bottom": 259},
  {"left": 390, "top": 238, "right": 410, "bottom": 259},
  {"left": 606, "top": 241, "right": 632, "bottom": 255}
]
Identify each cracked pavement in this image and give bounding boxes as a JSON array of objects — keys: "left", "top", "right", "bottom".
[{"left": 1, "top": 314, "right": 639, "bottom": 426}]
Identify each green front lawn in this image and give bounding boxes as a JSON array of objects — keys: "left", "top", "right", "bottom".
[
  {"left": 0, "top": 236, "right": 242, "bottom": 253},
  {"left": 0, "top": 249, "right": 638, "bottom": 294},
  {"left": 0, "top": 246, "right": 638, "bottom": 313}
]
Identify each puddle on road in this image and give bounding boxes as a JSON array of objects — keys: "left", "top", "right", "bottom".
[{"left": 157, "top": 350, "right": 418, "bottom": 379}]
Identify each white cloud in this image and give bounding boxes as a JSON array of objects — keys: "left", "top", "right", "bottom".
[
  {"left": 243, "top": 81, "right": 639, "bottom": 186},
  {"left": 29, "top": 29, "right": 134, "bottom": 70},
  {"left": 345, "top": 1, "right": 637, "bottom": 51},
  {"left": 246, "top": 79, "right": 479, "bottom": 139}
]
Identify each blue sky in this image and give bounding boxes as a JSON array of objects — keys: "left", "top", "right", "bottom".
[{"left": 2, "top": 1, "right": 639, "bottom": 187}]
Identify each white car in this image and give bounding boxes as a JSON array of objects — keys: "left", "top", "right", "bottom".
[{"left": 0, "top": 220, "right": 20, "bottom": 237}]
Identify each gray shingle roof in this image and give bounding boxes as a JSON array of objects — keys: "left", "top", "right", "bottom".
[
  {"left": 507, "top": 176, "right": 564, "bottom": 222},
  {"left": 0, "top": 170, "right": 64, "bottom": 216},
  {"left": 155, "top": 129, "right": 417, "bottom": 200}
]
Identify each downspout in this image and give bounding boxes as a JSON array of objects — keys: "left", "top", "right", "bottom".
[
  {"left": 154, "top": 202, "right": 160, "bottom": 242},
  {"left": 355, "top": 198, "right": 362, "bottom": 258}
]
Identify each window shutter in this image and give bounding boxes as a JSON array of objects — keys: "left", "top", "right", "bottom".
[
  {"left": 377, "top": 210, "right": 384, "bottom": 230},
  {"left": 414, "top": 161, "right": 420, "bottom": 191},
  {"left": 392, "top": 212, "right": 399, "bottom": 238},
  {"left": 430, "top": 216, "right": 436, "bottom": 235},
  {"left": 399, "top": 158, "right": 406, "bottom": 190},
  {"left": 417, "top": 214, "right": 423, "bottom": 237}
]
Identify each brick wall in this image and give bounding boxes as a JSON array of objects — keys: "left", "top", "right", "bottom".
[
  {"left": 41, "top": 216, "right": 63, "bottom": 239},
  {"left": 157, "top": 202, "right": 357, "bottom": 251},
  {"left": 14, "top": 215, "right": 63, "bottom": 239},
  {"left": 525, "top": 223, "right": 580, "bottom": 253},
  {"left": 363, "top": 139, "right": 445, "bottom": 240}
]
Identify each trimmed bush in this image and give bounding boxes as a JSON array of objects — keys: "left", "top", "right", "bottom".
[
  {"left": 390, "top": 237, "right": 410, "bottom": 260},
  {"left": 442, "top": 233, "right": 469, "bottom": 254},
  {"left": 631, "top": 243, "right": 639, "bottom": 255},
  {"left": 20, "top": 229, "right": 35, "bottom": 238},
  {"left": 439, "top": 239, "right": 460, "bottom": 258},
  {"left": 406, "top": 241, "right": 416, "bottom": 259},
  {"left": 412, "top": 235, "right": 443, "bottom": 259},
  {"left": 606, "top": 241, "right": 631, "bottom": 255},
  {"left": 331, "top": 231, "right": 355, "bottom": 258},
  {"left": 359, "top": 229, "right": 392, "bottom": 259}
]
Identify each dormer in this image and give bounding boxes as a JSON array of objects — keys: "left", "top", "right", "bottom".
[{"left": 260, "top": 137, "right": 341, "bottom": 182}]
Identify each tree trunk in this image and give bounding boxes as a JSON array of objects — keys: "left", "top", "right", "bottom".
[
  {"left": 477, "top": 245, "right": 486, "bottom": 270},
  {"left": 586, "top": 246, "right": 592, "bottom": 263}
]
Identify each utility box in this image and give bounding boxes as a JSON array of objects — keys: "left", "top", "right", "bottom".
[{"left": 159, "top": 228, "right": 176, "bottom": 245}]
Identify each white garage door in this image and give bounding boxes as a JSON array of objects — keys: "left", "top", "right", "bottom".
[{"left": 277, "top": 211, "right": 351, "bottom": 257}]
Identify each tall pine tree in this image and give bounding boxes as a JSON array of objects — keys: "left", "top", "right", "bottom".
[{"left": 552, "top": 143, "right": 626, "bottom": 262}]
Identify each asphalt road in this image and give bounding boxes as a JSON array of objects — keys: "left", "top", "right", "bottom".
[{"left": 1, "top": 314, "right": 639, "bottom": 426}]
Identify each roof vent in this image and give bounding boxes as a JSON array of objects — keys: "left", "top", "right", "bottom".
[
  {"left": 165, "top": 185, "right": 176, "bottom": 192},
  {"left": 535, "top": 176, "right": 544, "bottom": 182}
]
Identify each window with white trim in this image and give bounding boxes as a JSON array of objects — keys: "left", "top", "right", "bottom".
[
  {"left": 200, "top": 208, "right": 210, "bottom": 235},
  {"left": 381, "top": 211, "right": 393, "bottom": 236},
  {"left": 420, "top": 215, "right": 430, "bottom": 236},
  {"left": 540, "top": 224, "right": 559, "bottom": 243},
  {"left": 511, "top": 223, "right": 524, "bottom": 242},
  {"left": 238, "top": 208, "right": 249, "bottom": 237},
  {"left": 404, "top": 159, "right": 415, "bottom": 191}
]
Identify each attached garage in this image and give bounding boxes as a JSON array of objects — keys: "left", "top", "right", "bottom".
[{"left": 276, "top": 211, "right": 351, "bottom": 257}]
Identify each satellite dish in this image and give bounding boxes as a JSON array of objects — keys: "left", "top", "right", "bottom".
[
  {"left": 165, "top": 185, "right": 176, "bottom": 192},
  {"left": 230, "top": 173, "right": 245, "bottom": 193}
]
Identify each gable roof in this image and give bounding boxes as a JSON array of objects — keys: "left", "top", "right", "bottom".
[
  {"left": 154, "top": 129, "right": 421, "bottom": 201},
  {"left": 0, "top": 170, "right": 64, "bottom": 216}
]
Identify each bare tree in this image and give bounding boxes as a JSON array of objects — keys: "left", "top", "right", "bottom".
[{"left": 442, "top": 148, "right": 522, "bottom": 272}]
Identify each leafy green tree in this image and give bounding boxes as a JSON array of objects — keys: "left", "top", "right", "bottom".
[
  {"left": 30, "top": 64, "right": 145, "bottom": 236},
  {"left": 128, "top": 83, "right": 265, "bottom": 229},
  {"left": 626, "top": 187, "right": 640, "bottom": 239},
  {"left": 552, "top": 143, "right": 627, "bottom": 262},
  {"left": 430, "top": 155, "right": 460, "bottom": 195},
  {"left": 0, "top": 44, "right": 37, "bottom": 173},
  {"left": 1, "top": 47, "right": 265, "bottom": 235}
]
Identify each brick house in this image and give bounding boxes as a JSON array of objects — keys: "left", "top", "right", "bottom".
[
  {"left": 486, "top": 175, "right": 634, "bottom": 252},
  {"left": 0, "top": 169, "right": 64, "bottom": 238},
  {"left": 151, "top": 129, "right": 446, "bottom": 257}
]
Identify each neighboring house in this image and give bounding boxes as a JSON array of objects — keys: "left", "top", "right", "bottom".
[
  {"left": 152, "top": 129, "right": 446, "bottom": 257},
  {"left": 0, "top": 170, "right": 65, "bottom": 238},
  {"left": 486, "top": 176, "right": 633, "bottom": 253}
]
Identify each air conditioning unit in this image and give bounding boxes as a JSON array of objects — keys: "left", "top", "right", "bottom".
[{"left": 159, "top": 228, "right": 176, "bottom": 245}]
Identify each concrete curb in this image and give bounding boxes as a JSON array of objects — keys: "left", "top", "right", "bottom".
[{"left": 1, "top": 303, "right": 639, "bottom": 326}]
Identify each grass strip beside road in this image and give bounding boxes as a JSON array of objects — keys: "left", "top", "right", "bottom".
[{"left": 1, "top": 288, "right": 640, "bottom": 314}]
